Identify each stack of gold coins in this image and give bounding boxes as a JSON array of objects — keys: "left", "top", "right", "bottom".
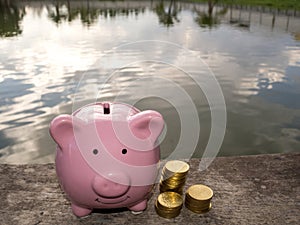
[
  {"left": 155, "top": 192, "right": 183, "bottom": 218},
  {"left": 185, "top": 184, "right": 213, "bottom": 213},
  {"left": 159, "top": 160, "right": 189, "bottom": 194}
]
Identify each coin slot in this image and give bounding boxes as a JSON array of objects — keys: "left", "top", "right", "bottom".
[{"left": 103, "top": 103, "right": 110, "bottom": 114}]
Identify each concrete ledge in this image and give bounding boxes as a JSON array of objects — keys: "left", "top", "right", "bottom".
[{"left": 0, "top": 153, "right": 299, "bottom": 224}]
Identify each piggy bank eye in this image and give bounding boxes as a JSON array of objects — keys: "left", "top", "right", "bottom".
[
  {"left": 122, "top": 149, "right": 127, "bottom": 155},
  {"left": 93, "top": 149, "right": 99, "bottom": 155}
]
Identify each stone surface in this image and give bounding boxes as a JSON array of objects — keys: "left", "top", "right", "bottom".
[{"left": 0, "top": 153, "right": 299, "bottom": 225}]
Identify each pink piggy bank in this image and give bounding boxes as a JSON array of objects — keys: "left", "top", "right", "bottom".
[{"left": 49, "top": 102, "right": 164, "bottom": 217}]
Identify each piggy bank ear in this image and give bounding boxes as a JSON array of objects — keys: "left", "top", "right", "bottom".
[
  {"left": 129, "top": 110, "right": 164, "bottom": 142},
  {"left": 49, "top": 115, "right": 83, "bottom": 150}
]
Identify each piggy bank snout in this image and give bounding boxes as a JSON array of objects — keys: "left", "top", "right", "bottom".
[{"left": 92, "top": 173, "right": 130, "bottom": 198}]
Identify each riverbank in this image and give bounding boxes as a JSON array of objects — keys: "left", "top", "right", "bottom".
[
  {"left": 190, "top": 0, "right": 300, "bottom": 10},
  {"left": 1, "top": 153, "right": 299, "bottom": 224}
]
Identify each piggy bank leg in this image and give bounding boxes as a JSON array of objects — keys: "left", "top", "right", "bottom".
[
  {"left": 71, "top": 203, "right": 92, "bottom": 217},
  {"left": 129, "top": 199, "right": 147, "bottom": 214}
]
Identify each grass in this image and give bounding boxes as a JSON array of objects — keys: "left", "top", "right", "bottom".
[{"left": 188, "top": 0, "right": 300, "bottom": 10}]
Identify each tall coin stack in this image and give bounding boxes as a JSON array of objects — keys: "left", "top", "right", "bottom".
[
  {"left": 159, "top": 160, "right": 190, "bottom": 194},
  {"left": 185, "top": 184, "right": 213, "bottom": 213},
  {"left": 155, "top": 191, "right": 183, "bottom": 219}
]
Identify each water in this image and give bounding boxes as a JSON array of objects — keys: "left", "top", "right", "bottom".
[{"left": 0, "top": 0, "right": 299, "bottom": 164}]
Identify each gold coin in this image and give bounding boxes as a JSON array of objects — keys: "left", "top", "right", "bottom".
[
  {"left": 185, "top": 192, "right": 211, "bottom": 203},
  {"left": 155, "top": 205, "right": 181, "bottom": 218},
  {"left": 186, "top": 184, "right": 213, "bottom": 201},
  {"left": 185, "top": 202, "right": 212, "bottom": 214},
  {"left": 162, "top": 170, "right": 188, "bottom": 177},
  {"left": 161, "top": 176, "right": 186, "bottom": 182},
  {"left": 162, "top": 172, "right": 187, "bottom": 178},
  {"left": 164, "top": 160, "right": 189, "bottom": 174},
  {"left": 155, "top": 192, "right": 183, "bottom": 219},
  {"left": 185, "top": 200, "right": 210, "bottom": 210},
  {"left": 156, "top": 199, "right": 182, "bottom": 212},
  {"left": 159, "top": 160, "right": 189, "bottom": 195},
  {"left": 157, "top": 192, "right": 183, "bottom": 209},
  {"left": 161, "top": 181, "right": 185, "bottom": 188},
  {"left": 160, "top": 181, "right": 185, "bottom": 188},
  {"left": 162, "top": 175, "right": 187, "bottom": 182}
]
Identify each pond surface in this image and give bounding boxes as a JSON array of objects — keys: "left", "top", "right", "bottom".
[{"left": 0, "top": 0, "right": 300, "bottom": 163}]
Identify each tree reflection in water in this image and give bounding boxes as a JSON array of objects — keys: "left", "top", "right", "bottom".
[
  {"left": 0, "top": 1, "right": 298, "bottom": 35},
  {"left": 48, "top": 1, "right": 103, "bottom": 26},
  {"left": 194, "top": 0, "right": 227, "bottom": 28},
  {"left": 0, "top": 0, "right": 25, "bottom": 37},
  {"left": 154, "top": 0, "right": 180, "bottom": 27},
  {"left": 47, "top": 0, "right": 145, "bottom": 26}
]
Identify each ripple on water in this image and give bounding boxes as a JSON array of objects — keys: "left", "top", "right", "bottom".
[{"left": 0, "top": 1, "right": 300, "bottom": 163}]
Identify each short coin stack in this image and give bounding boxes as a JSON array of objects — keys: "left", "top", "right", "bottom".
[
  {"left": 185, "top": 184, "right": 213, "bottom": 213},
  {"left": 159, "top": 160, "right": 190, "bottom": 194},
  {"left": 155, "top": 191, "right": 183, "bottom": 219}
]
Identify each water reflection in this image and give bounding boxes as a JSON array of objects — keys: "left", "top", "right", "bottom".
[
  {"left": 194, "top": 4, "right": 227, "bottom": 28},
  {"left": 1, "top": 1, "right": 300, "bottom": 33},
  {"left": 0, "top": 0, "right": 25, "bottom": 37},
  {"left": 47, "top": 0, "right": 146, "bottom": 26},
  {"left": 0, "top": 1, "right": 299, "bottom": 163},
  {"left": 154, "top": 0, "right": 180, "bottom": 27}
]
